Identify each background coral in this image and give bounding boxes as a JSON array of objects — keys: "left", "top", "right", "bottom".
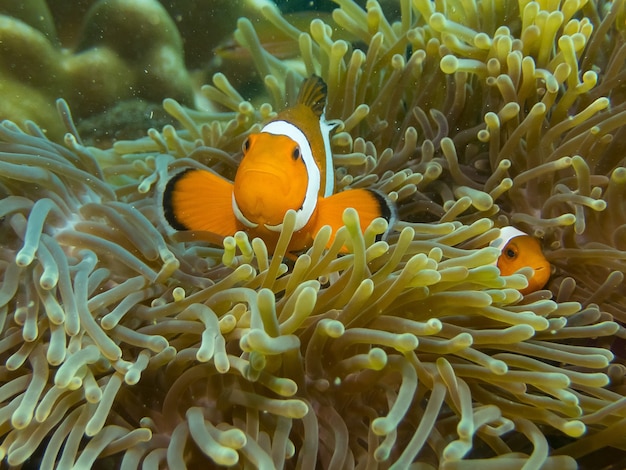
[
  {"left": 0, "top": 0, "right": 332, "bottom": 144},
  {"left": 1, "top": 0, "right": 626, "bottom": 469},
  {"left": 0, "top": 0, "right": 194, "bottom": 141}
]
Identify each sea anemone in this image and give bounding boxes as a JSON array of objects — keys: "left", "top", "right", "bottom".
[{"left": 1, "top": 0, "right": 625, "bottom": 468}]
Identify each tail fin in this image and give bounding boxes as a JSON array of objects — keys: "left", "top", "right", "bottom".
[{"left": 162, "top": 168, "right": 239, "bottom": 236}]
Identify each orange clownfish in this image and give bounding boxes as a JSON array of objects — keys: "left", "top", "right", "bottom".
[
  {"left": 490, "top": 226, "right": 551, "bottom": 294},
  {"left": 162, "top": 75, "right": 395, "bottom": 253}
]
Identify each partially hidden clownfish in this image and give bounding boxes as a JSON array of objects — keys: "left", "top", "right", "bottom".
[
  {"left": 490, "top": 226, "right": 551, "bottom": 294},
  {"left": 162, "top": 75, "right": 395, "bottom": 253}
]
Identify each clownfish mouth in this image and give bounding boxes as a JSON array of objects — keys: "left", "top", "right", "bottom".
[
  {"left": 242, "top": 167, "right": 283, "bottom": 177},
  {"left": 236, "top": 169, "right": 293, "bottom": 200},
  {"left": 239, "top": 165, "right": 291, "bottom": 183}
]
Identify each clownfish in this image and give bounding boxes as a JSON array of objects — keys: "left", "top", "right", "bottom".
[
  {"left": 490, "top": 226, "right": 551, "bottom": 294},
  {"left": 162, "top": 75, "right": 395, "bottom": 253}
]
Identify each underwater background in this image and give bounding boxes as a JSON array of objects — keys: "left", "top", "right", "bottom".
[{"left": 1, "top": 0, "right": 626, "bottom": 468}]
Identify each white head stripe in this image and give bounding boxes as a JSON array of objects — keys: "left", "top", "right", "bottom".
[
  {"left": 489, "top": 226, "right": 527, "bottom": 264},
  {"left": 261, "top": 120, "right": 320, "bottom": 232},
  {"left": 232, "top": 193, "right": 258, "bottom": 228}
]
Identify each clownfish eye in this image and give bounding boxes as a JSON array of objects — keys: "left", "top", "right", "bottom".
[
  {"left": 292, "top": 146, "right": 301, "bottom": 160},
  {"left": 242, "top": 138, "right": 250, "bottom": 153},
  {"left": 505, "top": 247, "right": 517, "bottom": 259}
]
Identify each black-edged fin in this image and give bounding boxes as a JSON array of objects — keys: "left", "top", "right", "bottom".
[
  {"left": 315, "top": 188, "right": 396, "bottom": 243},
  {"left": 163, "top": 169, "right": 192, "bottom": 231},
  {"left": 162, "top": 168, "right": 239, "bottom": 236},
  {"left": 367, "top": 189, "right": 396, "bottom": 240},
  {"left": 297, "top": 75, "right": 328, "bottom": 117}
]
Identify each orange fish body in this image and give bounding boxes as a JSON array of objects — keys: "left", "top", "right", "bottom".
[
  {"left": 163, "top": 75, "right": 394, "bottom": 253},
  {"left": 490, "top": 226, "right": 551, "bottom": 294}
]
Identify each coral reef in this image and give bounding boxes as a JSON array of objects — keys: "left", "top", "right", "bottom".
[
  {"left": 0, "top": 0, "right": 314, "bottom": 144},
  {"left": 0, "top": 0, "right": 194, "bottom": 140},
  {"left": 1, "top": 0, "right": 626, "bottom": 469}
]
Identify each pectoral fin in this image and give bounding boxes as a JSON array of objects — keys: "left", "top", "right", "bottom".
[
  {"left": 315, "top": 188, "right": 395, "bottom": 241},
  {"left": 162, "top": 168, "right": 239, "bottom": 237}
]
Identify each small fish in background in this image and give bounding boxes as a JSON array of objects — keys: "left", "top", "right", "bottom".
[
  {"left": 490, "top": 226, "right": 551, "bottom": 294},
  {"left": 162, "top": 75, "right": 395, "bottom": 254}
]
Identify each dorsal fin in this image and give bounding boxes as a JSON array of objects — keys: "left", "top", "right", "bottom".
[{"left": 297, "top": 75, "right": 327, "bottom": 117}]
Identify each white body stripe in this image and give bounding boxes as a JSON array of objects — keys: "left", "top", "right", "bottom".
[
  {"left": 320, "top": 116, "right": 335, "bottom": 197},
  {"left": 260, "top": 120, "right": 320, "bottom": 232}
]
